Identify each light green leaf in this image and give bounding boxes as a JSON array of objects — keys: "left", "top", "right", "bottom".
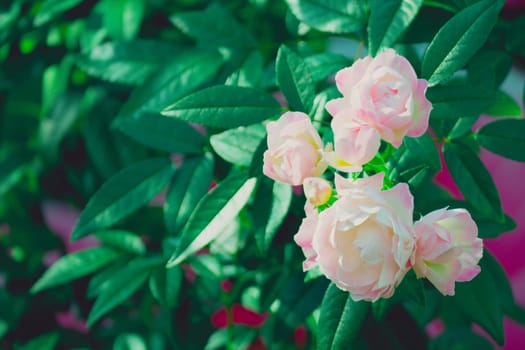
[
  {"left": 485, "top": 91, "right": 522, "bottom": 117},
  {"left": 162, "top": 85, "right": 281, "bottom": 129},
  {"left": 422, "top": 0, "right": 504, "bottom": 86},
  {"left": 317, "top": 283, "right": 369, "bottom": 350},
  {"left": 87, "top": 257, "right": 162, "bottom": 326},
  {"left": 443, "top": 142, "right": 503, "bottom": 219},
  {"left": 452, "top": 268, "right": 504, "bottom": 345},
  {"left": 18, "top": 333, "right": 59, "bottom": 350},
  {"left": 252, "top": 178, "right": 293, "bottom": 253},
  {"left": 75, "top": 40, "right": 179, "bottom": 85},
  {"left": 368, "top": 0, "right": 423, "bottom": 56},
  {"left": 276, "top": 45, "right": 315, "bottom": 112},
  {"left": 225, "top": 51, "right": 264, "bottom": 87},
  {"left": 167, "top": 171, "right": 257, "bottom": 267},
  {"left": 163, "top": 154, "right": 214, "bottom": 235},
  {"left": 113, "top": 333, "right": 147, "bottom": 350},
  {"left": 210, "top": 124, "right": 266, "bottom": 166},
  {"left": 149, "top": 266, "right": 183, "bottom": 308},
  {"left": 34, "top": 0, "right": 83, "bottom": 26},
  {"left": 72, "top": 158, "right": 175, "bottom": 240},
  {"left": 117, "top": 113, "right": 205, "bottom": 154},
  {"left": 31, "top": 247, "right": 121, "bottom": 293},
  {"left": 0, "top": 152, "right": 27, "bottom": 197},
  {"left": 285, "top": 0, "right": 367, "bottom": 34},
  {"left": 476, "top": 119, "right": 525, "bottom": 162},
  {"left": 116, "top": 50, "right": 223, "bottom": 122},
  {"left": 102, "top": 0, "right": 144, "bottom": 41},
  {"left": 304, "top": 53, "right": 352, "bottom": 83},
  {"left": 95, "top": 230, "right": 146, "bottom": 255},
  {"left": 170, "top": 3, "right": 256, "bottom": 50}
]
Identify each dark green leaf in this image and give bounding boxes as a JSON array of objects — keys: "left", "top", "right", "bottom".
[
  {"left": 162, "top": 85, "right": 281, "bottom": 129},
  {"left": 317, "top": 283, "right": 369, "bottom": 350},
  {"left": 427, "top": 80, "right": 497, "bottom": 120},
  {"left": 75, "top": 40, "right": 179, "bottom": 85},
  {"left": 285, "top": 0, "right": 367, "bottom": 34},
  {"left": 368, "top": 0, "right": 423, "bottom": 56},
  {"left": 452, "top": 268, "right": 504, "bottom": 345},
  {"left": 304, "top": 53, "right": 352, "bottom": 83},
  {"left": 117, "top": 113, "right": 205, "bottom": 154},
  {"left": 31, "top": 247, "right": 121, "bottom": 293},
  {"left": 163, "top": 154, "right": 214, "bottom": 235},
  {"left": 170, "top": 3, "right": 256, "bottom": 50},
  {"left": 276, "top": 45, "right": 315, "bottom": 112},
  {"left": 252, "top": 178, "right": 293, "bottom": 253},
  {"left": 422, "top": 0, "right": 504, "bottom": 86},
  {"left": 443, "top": 142, "right": 502, "bottom": 218},
  {"left": 476, "top": 214, "right": 515, "bottom": 238},
  {"left": 388, "top": 134, "right": 441, "bottom": 188},
  {"left": 102, "top": 0, "right": 144, "bottom": 41},
  {"left": 72, "top": 158, "right": 175, "bottom": 239},
  {"left": 94, "top": 230, "right": 146, "bottom": 255},
  {"left": 430, "top": 329, "right": 494, "bottom": 350},
  {"left": 166, "top": 171, "right": 257, "bottom": 267},
  {"left": 210, "top": 124, "right": 266, "bottom": 166},
  {"left": 87, "top": 256, "right": 162, "bottom": 326},
  {"left": 149, "top": 266, "right": 183, "bottom": 308},
  {"left": 116, "top": 50, "right": 223, "bottom": 122},
  {"left": 476, "top": 119, "right": 525, "bottom": 162},
  {"left": 447, "top": 117, "right": 478, "bottom": 140},
  {"left": 0, "top": 152, "right": 27, "bottom": 197}
]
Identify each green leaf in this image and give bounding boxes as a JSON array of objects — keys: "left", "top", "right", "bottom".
[
  {"left": 476, "top": 214, "right": 515, "bottom": 238},
  {"left": 422, "top": 0, "right": 504, "bottom": 86},
  {"left": 163, "top": 154, "right": 214, "bottom": 235},
  {"left": 252, "top": 178, "right": 293, "bottom": 253},
  {"left": 443, "top": 142, "right": 502, "bottom": 219},
  {"left": 94, "top": 230, "right": 146, "bottom": 255},
  {"left": 388, "top": 134, "right": 441, "bottom": 188},
  {"left": 276, "top": 45, "right": 315, "bottom": 113},
  {"left": 368, "top": 0, "right": 423, "bottom": 56},
  {"left": 149, "top": 266, "right": 183, "bottom": 308},
  {"left": 476, "top": 119, "right": 525, "bottom": 162},
  {"left": 431, "top": 329, "right": 494, "bottom": 350},
  {"left": 18, "top": 333, "right": 59, "bottom": 350},
  {"left": 162, "top": 85, "right": 281, "bottom": 129},
  {"left": 0, "top": 152, "right": 27, "bottom": 197},
  {"left": 75, "top": 40, "right": 179, "bottom": 85},
  {"left": 34, "top": 0, "right": 83, "bottom": 26},
  {"left": 304, "top": 53, "right": 352, "bottom": 83},
  {"left": 210, "top": 124, "right": 266, "bottom": 167},
  {"left": 116, "top": 50, "right": 223, "bottom": 122},
  {"left": 117, "top": 113, "right": 205, "bottom": 154},
  {"left": 87, "top": 256, "right": 162, "bottom": 326},
  {"left": 285, "top": 0, "right": 367, "bottom": 34},
  {"left": 170, "top": 3, "right": 256, "bottom": 50},
  {"left": 427, "top": 79, "right": 496, "bottom": 120},
  {"left": 166, "top": 171, "right": 257, "bottom": 267},
  {"left": 225, "top": 51, "right": 264, "bottom": 87},
  {"left": 72, "top": 158, "right": 175, "bottom": 240},
  {"left": 452, "top": 268, "right": 504, "bottom": 345},
  {"left": 113, "top": 333, "right": 147, "bottom": 350},
  {"left": 317, "top": 283, "right": 369, "bottom": 350},
  {"left": 485, "top": 91, "right": 522, "bottom": 117},
  {"left": 102, "top": 0, "right": 144, "bottom": 41},
  {"left": 31, "top": 247, "right": 121, "bottom": 293}
]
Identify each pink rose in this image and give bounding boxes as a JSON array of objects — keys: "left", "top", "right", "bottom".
[
  {"left": 296, "top": 173, "right": 416, "bottom": 301},
  {"left": 412, "top": 208, "right": 483, "bottom": 296},
  {"left": 323, "top": 115, "right": 381, "bottom": 171},
  {"left": 326, "top": 49, "right": 431, "bottom": 147},
  {"left": 294, "top": 202, "right": 319, "bottom": 271},
  {"left": 263, "top": 112, "right": 326, "bottom": 185},
  {"left": 303, "top": 177, "right": 332, "bottom": 206}
]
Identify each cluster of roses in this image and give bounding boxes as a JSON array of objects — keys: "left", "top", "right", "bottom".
[{"left": 262, "top": 49, "right": 483, "bottom": 302}]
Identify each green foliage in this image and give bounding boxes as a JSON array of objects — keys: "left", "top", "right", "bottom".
[
  {"left": 317, "top": 284, "right": 369, "bottom": 350},
  {"left": 1, "top": 0, "right": 523, "bottom": 348}
]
